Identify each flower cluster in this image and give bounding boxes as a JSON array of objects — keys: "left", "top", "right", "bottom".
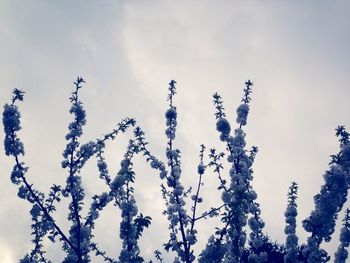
[
  {"left": 236, "top": 80, "right": 253, "bottom": 127},
  {"left": 284, "top": 182, "right": 299, "bottom": 263},
  {"left": 165, "top": 106, "right": 177, "bottom": 141},
  {"left": 334, "top": 209, "right": 350, "bottom": 263},
  {"left": 61, "top": 77, "right": 92, "bottom": 263},
  {"left": 205, "top": 82, "right": 260, "bottom": 263},
  {"left": 3, "top": 103, "right": 24, "bottom": 156},
  {"left": 247, "top": 202, "right": 267, "bottom": 263},
  {"left": 165, "top": 81, "right": 178, "bottom": 140},
  {"left": 236, "top": 104, "right": 249, "bottom": 127},
  {"left": 302, "top": 129, "right": 350, "bottom": 262},
  {"left": 162, "top": 81, "right": 195, "bottom": 262}
]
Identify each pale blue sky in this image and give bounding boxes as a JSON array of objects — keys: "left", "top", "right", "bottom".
[{"left": 0, "top": 1, "right": 350, "bottom": 262}]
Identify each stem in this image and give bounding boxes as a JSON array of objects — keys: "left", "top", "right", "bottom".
[
  {"left": 168, "top": 139, "right": 191, "bottom": 263},
  {"left": 9, "top": 118, "right": 79, "bottom": 257},
  {"left": 126, "top": 179, "right": 132, "bottom": 252},
  {"left": 68, "top": 137, "right": 82, "bottom": 263},
  {"left": 90, "top": 243, "right": 115, "bottom": 263},
  {"left": 15, "top": 157, "right": 78, "bottom": 254},
  {"left": 190, "top": 173, "right": 203, "bottom": 231},
  {"left": 31, "top": 217, "right": 49, "bottom": 263},
  {"left": 187, "top": 172, "right": 204, "bottom": 257},
  {"left": 193, "top": 204, "right": 226, "bottom": 221},
  {"left": 215, "top": 167, "right": 229, "bottom": 193}
]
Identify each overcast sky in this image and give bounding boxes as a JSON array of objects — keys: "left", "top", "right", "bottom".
[{"left": 1, "top": 1, "right": 350, "bottom": 262}]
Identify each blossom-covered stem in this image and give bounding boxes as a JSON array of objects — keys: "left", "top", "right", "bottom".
[
  {"left": 89, "top": 243, "right": 115, "bottom": 263},
  {"left": 3, "top": 91, "right": 78, "bottom": 257},
  {"left": 126, "top": 145, "right": 137, "bottom": 252},
  {"left": 95, "top": 145, "right": 111, "bottom": 186},
  {"left": 284, "top": 182, "right": 298, "bottom": 263},
  {"left": 164, "top": 80, "right": 192, "bottom": 262},
  {"left": 92, "top": 118, "right": 136, "bottom": 188},
  {"left": 215, "top": 168, "right": 229, "bottom": 193},
  {"left": 208, "top": 148, "right": 228, "bottom": 193},
  {"left": 160, "top": 184, "right": 179, "bottom": 239},
  {"left": 60, "top": 77, "right": 101, "bottom": 262},
  {"left": 212, "top": 82, "right": 257, "bottom": 262},
  {"left": 66, "top": 78, "right": 85, "bottom": 262},
  {"left": 170, "top": 152, "right": 191, "bottom": 262},
  {"left": 167, "top": 80, "right": 177, "bottom": 108},
  {"left": 31, "top": 216, "right": 50, "bottom": 263},
  {"left": 83, "top": 191, "right": 113, "bottom": 230},
  {"left": 248, "top": 202, "right": 267, "bottom": 262},
  {"left": 190, "top": 174, "right": 203, "bottom": 227},
  {"left": 84, "top": 133, "right": 138, "bottom": 232},
  {"left": 125, "top": 166, "right": 134, "bottom": 254},
  {"left": 186, "top": 146, "right": 207, "bottom": 256},
  {"left": 100, "top": 118, "right": 136, "bottom": 143},
  {"left": 177, "top": 197, "right": 190, "bottom": 260},
  {"left": 86, "top": 142, "right": 141, "bottom": 261},
  {"left": 302, "top": 126, "right": 350, "bottom": 262},
  {"left": 107, "top": 138, "right": 152, "bottom": 262},
  {"left": 45, "top": 185, "right": 62, "bottom": 213},
  {"left": 239, "top": 80, "right": 253, "bottom": 129},
  {"left": 190, "top": 145, "right": 206, "bottom": 231},
  {"left": 133, "top": 126, "right": 176, "bottom": 188},
  {"left": 69, "top": 141, "right": 82, "bottom": 262},
  {"left": 334, "top": 208, "right": 350, "bottom": 263},
  {"left": 169, "top": 141, "right": 191, "bottom": 261},
  {"left": 16, "top": 156, "right": 78, "bottom": 255}
]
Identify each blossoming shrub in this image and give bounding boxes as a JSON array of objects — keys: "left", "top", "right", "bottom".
[{"left": 3, "top": 78, "right": 350, "bottom": 263}]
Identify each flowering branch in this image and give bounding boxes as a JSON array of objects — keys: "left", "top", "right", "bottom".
[
  {"left": 284, "top": 182, "right": 299, "bottom": 263},
  {"left": 334, "top": 209, "right": 350, "bottom": 263},
  {"left": 302, "top": 126, "right": 350, "bottom": 262},
  {"left": 3, "top": 89, "right": 79, "bottom": 262}
]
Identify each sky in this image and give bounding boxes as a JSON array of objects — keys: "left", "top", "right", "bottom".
[{"left": 0, "top": 0, "right": 350, "bottom": 262}]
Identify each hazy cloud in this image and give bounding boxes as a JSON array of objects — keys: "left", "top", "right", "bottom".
[{"left": 1, "top": 1, "right": 349, "bottom": 262}]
